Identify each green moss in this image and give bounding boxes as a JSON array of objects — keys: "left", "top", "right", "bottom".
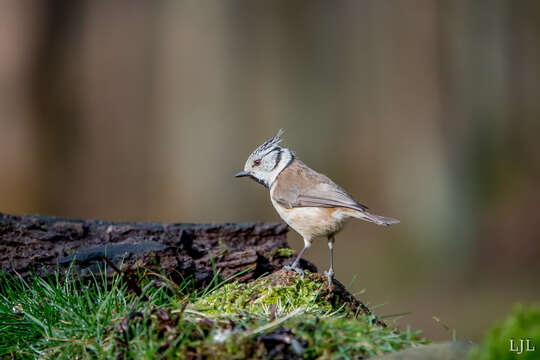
[
  {"left": 191, "top": 271, "right": 427, "bottom": 358},
  {"left": 194, "top": 271, "right": 334, "bottom": 316},
  {"left": 468, "top": 304, "right": 540, "bottom": 360},
  {"left": 270, "top": 248, "right": 295, "bottom": 258}
]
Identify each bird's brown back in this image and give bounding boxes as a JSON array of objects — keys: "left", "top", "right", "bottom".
[{"left": 271, "top": 159, "right": 368, "bottom": 212}]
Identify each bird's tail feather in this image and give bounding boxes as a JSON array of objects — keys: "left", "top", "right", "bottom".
[{"left": 353, "top": 211, "right": 400, "bottom": 226}]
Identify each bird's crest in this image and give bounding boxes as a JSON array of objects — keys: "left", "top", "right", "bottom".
[{"left": 252, "top": 129, "right": 284, "bottom": 156}]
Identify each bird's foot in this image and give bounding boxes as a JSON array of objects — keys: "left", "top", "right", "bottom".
[
  {"left": 283, "top": 265, "right": 304, "bottom": 276},
  {"left": 323, "top": 270, "right": 334, "bottom": 290}
]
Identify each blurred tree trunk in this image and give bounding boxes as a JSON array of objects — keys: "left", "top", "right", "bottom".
[
  {"left": 30, "top": 0, "right": 86, "bottom": 215},
  {"left": 30, "top": 1, "right": 158, "bottom": 221}
]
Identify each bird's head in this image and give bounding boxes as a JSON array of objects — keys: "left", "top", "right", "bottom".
[{"left": 235, "top": 129, "right": 294, "bottom": 188}]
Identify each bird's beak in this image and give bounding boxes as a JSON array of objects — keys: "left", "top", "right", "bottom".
[{"left": 235, "top": 171, "right": 249, "bottom": 178}]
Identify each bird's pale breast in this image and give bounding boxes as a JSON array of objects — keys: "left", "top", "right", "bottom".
[{"left": 270, "top": 189, "right": 354, "bottom": 240}]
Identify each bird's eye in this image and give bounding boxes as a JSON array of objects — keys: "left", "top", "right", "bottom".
[{"left": 253, "top": 159, "right": 261, "bottom": 167}]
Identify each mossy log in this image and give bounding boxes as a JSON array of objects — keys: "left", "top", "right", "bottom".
[
  {"left": 1, "top": 213, "right": 411, "bottom": 358},
  {"left": 0, "top": 212, "right": 315, "bottom": 287}
]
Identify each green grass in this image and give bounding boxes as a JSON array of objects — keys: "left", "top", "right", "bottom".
[
  {"left": 468, "top": 304, "right": 540, "bottom": 360},
  {"left": 0, "top": 267, "right": 427, "bottom": 359}
]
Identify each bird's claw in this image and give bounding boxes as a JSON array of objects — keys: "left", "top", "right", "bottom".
[
  {"left": 284, "top": 265, "right": 304, "bottom": 276},
  {"left": 323, "top": 270, "right": 334, "bottom": 290}
]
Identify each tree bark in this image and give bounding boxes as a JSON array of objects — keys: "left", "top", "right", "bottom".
[{"left": 0, "top": 212, "right": 316, "bottom": 287}]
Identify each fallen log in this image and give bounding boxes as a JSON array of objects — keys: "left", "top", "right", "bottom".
[{"left": 0, "top": 212, "right": 316, "bottom": 287}]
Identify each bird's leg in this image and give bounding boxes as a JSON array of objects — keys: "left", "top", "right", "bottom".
[
  {"left": 323, "top": 236, "right": 335, "bottom": 289},
  {"left": 284, "top": 240, "right": 311, "bottom": 276}
]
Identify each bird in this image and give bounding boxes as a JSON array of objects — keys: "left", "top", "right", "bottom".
[{"left": 235, "top": 130, "right": 399, "bottom": 288}]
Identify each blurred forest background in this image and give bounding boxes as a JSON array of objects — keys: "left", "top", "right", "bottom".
[{"left": 1, "top": 0, "right": 539, "bottom": 342}]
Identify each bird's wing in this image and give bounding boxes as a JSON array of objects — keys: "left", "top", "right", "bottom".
[{"left": 272, "top": 159, "right": 368, "bottom": 212}]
